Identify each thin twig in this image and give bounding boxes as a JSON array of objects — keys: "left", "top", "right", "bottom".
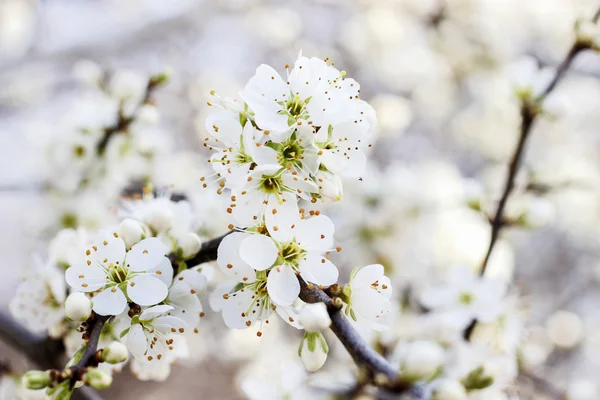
[
  {"left": 0, "top": 312, "right": 102, "bottom": 400},
  {"left": 179, "top": 233, "right": 419, "bottom": 395},
  {"left": 479, "top": 13, "right": 600, "bottom": 276},
  {"left": 68, "top": 314, "right": 110, "bottom": 382},
  {"left": 466, "top": 8, "right": 600, "bottom": 341}
]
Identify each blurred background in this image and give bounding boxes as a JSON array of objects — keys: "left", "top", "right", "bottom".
[{"left": 3, "top": 0, "right": 600, "bottom": 399}]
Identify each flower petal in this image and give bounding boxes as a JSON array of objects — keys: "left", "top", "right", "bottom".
[
  {"left": 294, "top": 215, "right": 335, "bottom": 252},
  {"left": 221, "top": 288, "right": 258, "bottom": 329},
  {"left": 126, "top": 238, "right": 168, "bottom": 272},
  {"left": 298, "top": 253, "right": 338, "bottom": 287},
  {"left": 65, "top": 264, "right": 106, "bottom": 292},
  {"left": 92, "top": 287, "right": 127, "bottom": 316},
  {"left": 239, "top": 234, "right": 278, "bottom": 271},
  {"left": 265, "top": 193, "right": 299, "bottom": 242},
  {"left": 90, "top": 231, "right": 126, "bottom": 267},
  {"left": 146, "top": 257, "right": 174, "bottom": 288},
  {"left": 128, "top": 275, "right": 169, "bottom": 306},
  {"left": 140, "top": 304, "right": 174, "bottom": 321},
  {"left": 267, "top": 264, "right": 300, "bottom": 306},
  {"left": 217, "top": 233, "right": 257, "bottom": 282},
  {"left": 126, "top": 323, "right": 147, "bottom": 361},
  {"left": 353, "top": 264, "right": 384, "bottom": 288}
]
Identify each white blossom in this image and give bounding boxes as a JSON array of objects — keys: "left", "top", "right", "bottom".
[{"left": 65, "top": 232, "right": 171, "bottom": 315}]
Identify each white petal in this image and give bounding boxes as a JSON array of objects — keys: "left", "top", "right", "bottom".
[
  {"left": 275, "top": 305, "right": 302, "bottom": 329},
  {"left": 92, "top": 287, "right": 127, "bottom": 316},
  {"left": 126, "top": 238, "right": 168, "bottom": 272},
  {"left": 239, "top": 234, "right": 278, "bottom": 271},
  {"left": 294, "top": 215, "right": 335, "bottom": 252},
  {"left": 65, "top": 264, "right": 106, "bottom": 292},
  {"left": 265, "top": 193, "right": 299, "bottom": 242},
  {"left": 140, "top": 304, "right": 174, "bottom": 321},
  {"left": 128, "top": 274, "right": 169, "bottom": 306},
  {"left": 217, "top": 233, "right": 257, "bottom": 282},
  {"left": 209, "top": 281, "right": 238, "bottom": 312},
  {"left": 353, "top": 264, "right": 384, "bottom": 288},
  {"left": 351, "top": 288, "right": 389, "bottom": 323},
  {"left": 126, "top": 324, "right": 147, "bottom": 360},
  {"left": 267, "top": 264, "right": 300, "bottom": 306},
  {"left": 154, "top": 316, "right": 187, "bottom": 332},
  {"left": 221, "top": 288, "right": 258, "bottom": 329},
  {"left": 299, "top": 253, "right": 338, "bottom": 286},
  {"left": 91, "top": 231, "right": 126, "bottom": 267},
  {"left": 205, "top": 110, "right": 242, "bottom": 147},
  {"left": 175, "top": 269, "right": 208, "bottom": 298},
  {"left": 146, "top": 257, "right": 174, "bottom": 288}
]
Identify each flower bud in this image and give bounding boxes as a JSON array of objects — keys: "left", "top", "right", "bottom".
[
  {"left": 22, "top": 370, "right": 51, "bottom": 390},
  {"left": 298, "top": 303, "right": 331, "bottom": 332},
  {"left": 72, "top": 60, "right": 102, "bottom": 87},
  {"left": 546, "top": 310, "right": 584, "bottom": 349},
  {"left": 136, "top": 104, "right": 160, "bottom": 125},
  {"left": 523, "top": 197, "right": 555, "bottom": 228},
  {"left": 118, "top": 219, "right": 146, "bottom": 248},
  {"left": 147, "top": 207, "right": 174, "bottom": 233},
  {"left": 402, "top": 340, "right": 445, "bottom": 381},
  {"left": 576, "top": 20, "right": 599, "bottom": 45},
  {"left": 566, "top": 379, "right": 597, "bottom": 400},
  {"left": 109, "top": 69, "right": 147, "bottom": 101},
  {"left": 65, "top": 292, "right": 92, "bottom": 321},
  {"left": 299, "top": 332, "right": 328, "bottom": 372},
  {"left": 432, "top": 379, "right": 468, "bottom": 400},
  {"left": 315, "top": 170, "right": 343, "bottom": 202},
  {"left": 83, "top": 368, "right": 113, "bottom": 389},
  {"left": 177, "top": 233, "right": 203, "bottom": 259},
  {"left": 101, "top": 342, "right": 129, "bottom": 364}
]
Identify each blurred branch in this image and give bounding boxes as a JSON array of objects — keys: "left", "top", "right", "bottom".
[
  {"left": 519, "top": 371, "right": 563, "bottom": 400},
  {"left": 465, "top": 8, "right": 600, "bottom": 341},
  {"left": 0, "top": 311, "right": 101, "bottom": 400}
]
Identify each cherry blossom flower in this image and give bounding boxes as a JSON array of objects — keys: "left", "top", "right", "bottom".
[
  {"left": 344, "top": 264, "right": 392, "bottom": 330},
  {"left": 124, "top": 305, "right": 187, "bottom": 363},
  {"left": 10, "top": 256, "right": 66, "bottom": 335},
  {"left": 65, "top": 232, "right": 171, "bottom": 316},
  {"left": 240, "top": 51, "right": 362, "bottom": 132},
  {"left": 204, "top": 113, "right": 279, "bottom": 190},
  {"left": 420, "top": 267, "right": 506, "bottom": 329},
  {"left": 218, "top": 215, "right": 338, "bottom": 307}
]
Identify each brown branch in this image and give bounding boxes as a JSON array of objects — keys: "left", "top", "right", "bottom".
[
  {"left": 0, "top": 312, "right": 103, "bottom": 400},
  {"left": 67, "top": 314, "right": 110, "bottom": 383},
  {"left": 466, "top": 8, "right": 600, "bottom": 341},
  {"left": 96, "top": 74, "right": 165, "bottom": 155}
]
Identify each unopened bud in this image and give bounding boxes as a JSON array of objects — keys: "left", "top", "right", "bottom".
[
  {"left": 22, "top": 370, "right": 51, "bottom": 390},
  {"left": 402, "top": 341, "right": 445, "bottom": 381},
  {"left": 65, "top": 292, "right": 92, "bottom": 321},
  {"left": 298, "top": 332, "right": 328, "bottom": 372},
  {"left": 118, "top": 219, "right": 146, "bottom": 248},
  {"left": 177, "top": 233, "right": 203, "bottom": 259},
  {"left": 72, "top": 60, "right": 102, "bottom": 87},
  {"left": 101, "top": 342, "right": 129, "bottom": 364},
  {"left": 432, "top": 379, "right": 468, "bottom": 400},
  {"left": 83, "top": 368, "right": 113, "bottom": 389},
  {"left": 147, "top": 208, "right": 174, "bottom": 233},
  {"left": 315, "top": 170, "right": 342, "bottom": 202},
  {"left": 299, "top": 303, "right": 331, "bottom": 332},
  {"left": 523, "top": 197, "right": 555, "bottom": 228},
  {"left": 136, "top": 105, "right": 160, "bottom": 125}
]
